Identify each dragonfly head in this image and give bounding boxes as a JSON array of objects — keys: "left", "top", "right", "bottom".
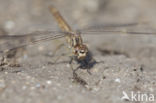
[{"left": 74, "top": 44, "right": 88, "bottom": 60}]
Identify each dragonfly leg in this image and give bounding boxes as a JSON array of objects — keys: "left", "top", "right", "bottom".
[
  {"left": 52, "top": 43, "right": 65, "bottom": 57},
  {"left": 87, "top": 69, "right": 92, "bottom": 75},
  {"left": 69, "top": 56, "right": 74, "bottom": 70},
  {"left": 68, "top": 56, "right": 88, "bottom": 86},
  {"left": 51, "top": 43, "right": 65, "bottom": 64},
  {"left": 69, "top": 56, "right": 80, "bottom": 74},
  {"left": 73, "top": 65, "right": 80, "bottom": 75},
  {"left": 72, "top": 65, "right": 88, "bottom": 86},
  {"left": 51, "top": 43, "right": 73, "bottom": 64}
]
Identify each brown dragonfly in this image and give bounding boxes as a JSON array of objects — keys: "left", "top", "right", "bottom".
[{"left": 0, "top": 5, "right": 156, "bottom": 77}]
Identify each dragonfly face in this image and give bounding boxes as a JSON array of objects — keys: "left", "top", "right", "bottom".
[{"left": 74, "top": 44, "right": 88, "bottom": 60}]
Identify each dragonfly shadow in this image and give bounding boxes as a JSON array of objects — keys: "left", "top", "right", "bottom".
[
  {"left": 74, "top": 51, "right": 97, "bottom": 70},
  {"left": 47, "top": 51, "right": 104, "bottom": 71}
]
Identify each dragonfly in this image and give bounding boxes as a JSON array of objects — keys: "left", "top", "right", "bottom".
[{"left": 0, "top": 5, "right": 156, "bottom": 76}]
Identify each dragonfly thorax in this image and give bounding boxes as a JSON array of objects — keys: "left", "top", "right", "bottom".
[{"left": 69, "top": 32, "right": 83, "bottom": 47}]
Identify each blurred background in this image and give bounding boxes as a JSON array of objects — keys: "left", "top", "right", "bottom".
[{"left": 0, "top": 0, "right": 156, "bottom": 34}]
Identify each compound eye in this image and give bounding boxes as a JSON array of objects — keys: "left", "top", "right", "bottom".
[
  {"left": 80, "top": 50, "right": 85, "bottom": 54},
  {"left": 74, "top": 50, "right": 78, "bottom": 54}
]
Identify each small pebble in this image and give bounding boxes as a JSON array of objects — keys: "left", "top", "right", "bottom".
[
  {"left": 115, "top": 78, "right": 121, "bottom": 83},
  {"left": 69, "top": 85, "right": 73, "bottom": 88},
  {"left": 22, "top": 86, "right": 27, "bottom": 90},
  {"left": 57, "top": 95, "right": 62, "bottom": 100},
  {"left": 38, "top": 46, "right": 44, "bottom": 51},
  {"left": 26, "top": 76, "right": 31, "bottom": 79},
  {"left": 149, "top": 87, "right": 153, "bottom": 92},
  {"left": 30, "top": 86, "right": 35, "bottom": 90},
  {"left": 66, "top": 64, "right": 70, "bottom": 68},
  {"left": 92, "top": 87, "right": 99, "bottom": 92},
  {"left": 0, "top": 80, "right": 5, "bottom": 88},
  {"left": 4, "top": 20, "right": 15, "bottom": 30},
  {"left": 4, "top": 72, "right": 8, "bottom": 74},
  {"left": 36, "top": 83, "right": 41, "bottom": 88},
  {"left": 42, "top": 66, "right": 46, "bottom": 69},
  {"left": 57, "top": 83, "right": 61, "bottom": 87},
  {"left": 23, "top": 55, "right": 28, "bottom": 60},
  {"left": 46, "top": 80, "right": 52, "bottom": 85}
]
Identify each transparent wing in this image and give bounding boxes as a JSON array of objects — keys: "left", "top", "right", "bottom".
[
  {"left": 81, "top": 30, "right": 156, "bottom": 35},
  {"left": 79, "top": 22, "right": 156, "bottom": 36},
  {"left": 1, "top": 23, "right": 156, "bottom": 55},
  {"left": 0, "top": 30, "right": 67, "bottom": 54},
  {"left": 81, "top": 22, "right": 141, "bottom": 30}
]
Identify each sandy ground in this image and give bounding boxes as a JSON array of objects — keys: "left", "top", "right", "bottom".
[{"left": 0, "top": 0, "right": 156, "bottom": 103}]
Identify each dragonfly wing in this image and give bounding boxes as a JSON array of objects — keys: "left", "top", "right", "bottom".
[
  {"left": 80, "top": 22, "right": 141, "bottom": 31},
  {"left": 80, "top": 30, "right": 156, "bottom": 35},
  {"left": 79, "top": 23, "right": 156, "bottom": 36},
  {"left": 0, "top": 30, "right": 67, "bottom": 54}
]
